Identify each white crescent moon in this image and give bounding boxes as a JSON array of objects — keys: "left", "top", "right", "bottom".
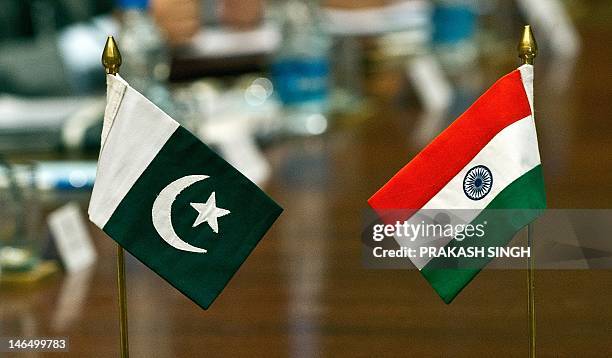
[{"left": 152, "top": 175, "right": 209, "bottom": 253}]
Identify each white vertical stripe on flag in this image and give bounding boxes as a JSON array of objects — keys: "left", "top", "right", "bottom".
[{"left": 89, "top": 75, "right": 179, "bottom": 228}]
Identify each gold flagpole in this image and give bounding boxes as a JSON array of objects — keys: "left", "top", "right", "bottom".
[
  {"left": 102, "top": 36, "right": 130, "bottom": 358},
  {"left": 518, "top": 25, "right": 538, "bottom": 358}
]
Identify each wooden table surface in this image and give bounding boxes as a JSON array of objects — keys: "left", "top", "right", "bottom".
[{"left": 2, "top": 6, "right": 612, "bottom": 357}]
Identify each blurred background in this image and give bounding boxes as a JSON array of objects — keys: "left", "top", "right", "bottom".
[{"left": 1, "top": 0, "right": 611, "bottom": 356}]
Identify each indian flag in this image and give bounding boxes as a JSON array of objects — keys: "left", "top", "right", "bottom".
[{"left": 368, "top": 64, "right": 546, "bottom": 303}]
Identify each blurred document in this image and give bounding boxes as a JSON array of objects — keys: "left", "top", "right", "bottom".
[
  {"left": 323, "top": 0, "right": 431, "bottom": 36},
  {"left": 0, "top": 96, "right": 92, "bottom": 130},
  {"left": 181, "top": 23, "right": 281, "bottom": 58},
  {"left": 48, "top": 202, "right": 97, "bottom": 273}
]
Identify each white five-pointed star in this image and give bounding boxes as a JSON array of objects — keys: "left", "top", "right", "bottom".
[{"left": 190, "top": 192, "right": 231, "bottom": 234}]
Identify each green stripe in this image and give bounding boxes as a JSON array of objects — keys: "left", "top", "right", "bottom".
[{"left": 421, "top": 164, "right": 546, "bottom": 304}]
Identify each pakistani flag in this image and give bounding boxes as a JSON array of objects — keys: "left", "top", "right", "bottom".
[
  {"left": 368, "top": 65, "right": 546, "bottom": 303},
  {"left": 89, "top": 75, "right": 282, "bottom": 309}
]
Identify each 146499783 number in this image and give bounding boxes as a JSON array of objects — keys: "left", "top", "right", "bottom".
[{"left": 2, "top": 337, "right": 69, "bottom": 352}]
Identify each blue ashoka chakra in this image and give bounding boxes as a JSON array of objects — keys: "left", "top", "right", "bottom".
[{"left": 463, "top": 165, "right": 493, "bottom": 201}]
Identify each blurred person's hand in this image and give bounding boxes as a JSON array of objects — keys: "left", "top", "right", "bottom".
[
  {"left": 221, "top": 0, "right": 264, "bottom": 29},
  {"left": 151, "top": 0, "right": 201, "bottom": 45}
]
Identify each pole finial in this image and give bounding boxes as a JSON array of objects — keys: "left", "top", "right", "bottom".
[
  {"left": 102, "top": 36, "right": 122, "bottom": 75},
  {"left": 518, "top": 25, "right": 538, "bottom": 65}
]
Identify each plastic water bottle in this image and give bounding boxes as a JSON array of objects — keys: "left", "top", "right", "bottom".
[
  {"left": 432, "top": 0, "right": 478, "bottom": 73},
  {"left": 118, "top": 0, "right": 176, "bottom": 115},
  {"left": 271, "top": 0, "right": 331, "bottom": 136}
]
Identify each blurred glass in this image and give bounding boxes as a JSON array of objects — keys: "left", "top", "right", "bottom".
[
  {"left": 432, "top": 0, "right": 479, "bottom": 73},
  {"left": 271, "top": 0, "right": 332, "bottom": 136},
  {"left": 119, "top": 0, "right": 176, "bottom": 116},
  {"left": 0, "top": 162, "right": 41, "bottom": 275}
]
